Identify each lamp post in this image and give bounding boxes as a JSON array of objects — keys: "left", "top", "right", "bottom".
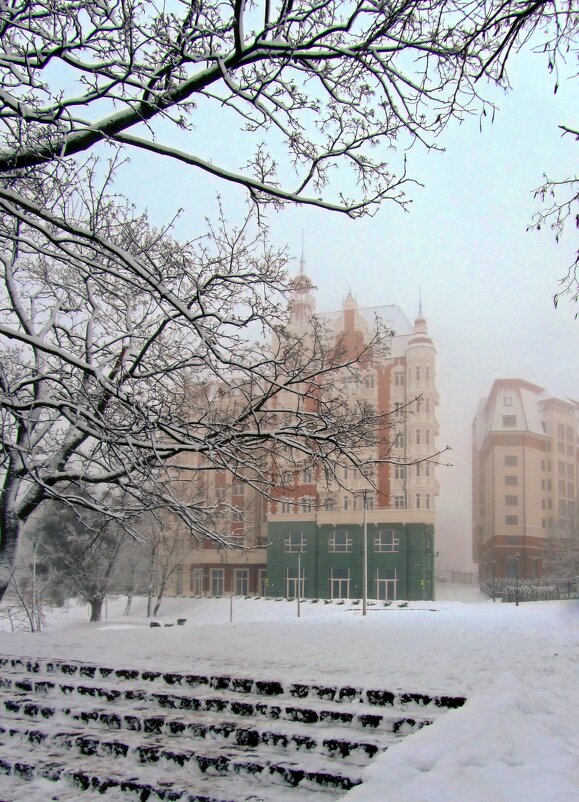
[
  {"left": 515, "top": 552, "right": 520, "bottom": 606},
  {"left": 490, "top": 560, "right": 496, "bottom": 603},
  {"left": 297, "top": 549, "right": 302, "bottom": 619},
  {"left": 362, "top": 490, "right": 368, "bottom": 617}
]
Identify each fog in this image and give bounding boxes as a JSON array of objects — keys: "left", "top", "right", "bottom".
[{"left": 115, "top": 49, "right": 577, "bottom": 575}]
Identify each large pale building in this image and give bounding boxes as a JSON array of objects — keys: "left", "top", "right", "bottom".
[
  {"left": 472, "top": 379, "right": 579, "bottom": 580},
  {"left": 168, "top": 266, "right": 440, "bottom": 600}
]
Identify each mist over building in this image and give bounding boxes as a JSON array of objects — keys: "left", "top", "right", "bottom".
[
  {"left": 472, "top": 379, "right": 578, "bottom": 580},
  {"left": 169, "top": 264, "right": 440, "bottom": 601}
]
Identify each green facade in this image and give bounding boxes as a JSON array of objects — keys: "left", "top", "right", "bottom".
[{"left": 266, "top": 520, "right": 435, "bottom": 601}]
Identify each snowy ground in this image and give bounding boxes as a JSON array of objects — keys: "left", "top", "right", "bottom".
[{"left": 1, "top": 586, "right": 578, "bottom": 802}]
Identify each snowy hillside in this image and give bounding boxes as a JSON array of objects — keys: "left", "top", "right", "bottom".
[{"left": 1, "top": 588, "right": 578, "bottom": 801}]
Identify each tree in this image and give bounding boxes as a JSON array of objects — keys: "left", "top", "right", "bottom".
[
  {"left": 1, "top": 1, "right": 574, "bottom": 217},
  {"left": 545, "top": 518, "right": 579, "bottom": 578},
  {"left": 1, "top": 1, "right": 575, "bottom": 600},
  {"left": 29, "top": 494, "right": 127, "bottom": 623}
]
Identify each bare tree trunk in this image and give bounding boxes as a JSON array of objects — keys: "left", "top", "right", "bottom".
[
  {"left": 89, "top": 597, "right": 104, "bottom": 622},
  {"left": 0, "top": 478, "right": 22, "bottom": 605},
  {"left": 124, "top": 594, "right": 133, "bottom": 616},
  {"left": 146, "top": 547, "right": 156, "bottom": 617},
  {"left": 153, "top": 579, "right": 167, "bottom": 617}
]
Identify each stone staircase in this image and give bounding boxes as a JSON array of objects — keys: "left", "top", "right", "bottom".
[{"left": 0, "top": 657, "right": 466, "bottom": 801}]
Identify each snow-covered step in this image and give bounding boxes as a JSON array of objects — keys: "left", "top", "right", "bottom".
[
  {"left": 0, "top": 656, "right": 467, "bottom": 710},
  {"left": 0, "top": 717, "right": 366, "bottom": 787},
  {"left": 0, "top": 674, "right": 439, "bottom": 733},
  {"left": 0, "top": 655, "right": 467, "bottom": 802},
  {"left": 1, "top": 695, "right": 393, "bottom": 765},
  {"left": 0, "top": 725, "right": 358, "bottom": 800}
]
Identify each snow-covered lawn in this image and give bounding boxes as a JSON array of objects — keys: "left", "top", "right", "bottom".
[{"left": 1, "top": 586, "right": 578, "bottom": 802}]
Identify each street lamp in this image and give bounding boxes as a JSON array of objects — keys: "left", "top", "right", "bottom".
[
  {"left": 490, "top": 560, "right": 496, "bottom": 603},
  {"left": 362, "top": 489, "right": 368, "bottom": 617},
  {"left": 515, "top": 552, "right": 520, "bottom": 606},
  {"left": 297, "top": 548, "right": 303, "bottom": 619}
]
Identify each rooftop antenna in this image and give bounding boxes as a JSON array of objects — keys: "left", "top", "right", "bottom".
[{"left": 299, "top": 230, "right": 305, "bottom": 274}]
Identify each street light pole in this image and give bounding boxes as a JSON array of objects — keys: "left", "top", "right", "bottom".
[
  {"left": 297, "top": 549, "right": 301, "bottom": 619},
  {"left": 362, "top": 490, "right": 368, "bottom": 617},
  {"left": 515, "top": 552, "right": 520, "bottom": 607}
]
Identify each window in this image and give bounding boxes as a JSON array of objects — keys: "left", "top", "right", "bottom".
[
  {"left": 375, "top": 568, "right": 397, "bottom": 601},
  {"left": 416, "top": 429, "right": 421, "bottom": 445},
  {"left": 502, "top": 415, "right": 517, "bottom": 427},
  {"left": 425, "top": 462, "right": 431, "bottom": 477},
  {"left": 174, "top": 564, "right": 183, "bottom": 595},
  {"left": 231, "top": 483, "right": 244, "bottom": 496},
  {"left": 365, "top": 494, "right": 374, "bottom": 510},
  {"left": 426, "top": 493, "right": 431, "bottom": 509},
  {"left": 324, "top": 497, "right": 335, "bottom": 511},
  {"left": 415, "top": 493, "right": 421, "bottom": 509},
  {"left": 258, "top": 569, "right": 268, "bottom": 596},
  {"left": 416, "top": 366, "right": 421, "bottom": 381},
  {"left": 505, "top": 495, "right": 518, "bottom": 506},
  {"left": 190, "top": 567, "right": 203, "bottom": 595},
  {"left": 329, "top": 568, "right": 350, "bottom": 599},
  {"left": 425, "top": 429, "right": 431, "bottom": 445},
  {"left": 567, "top": 464, "right": 575, "bottom": 480},
  {"left": 416, "top": 398, "right": 421, "bottom": 414},
  {"left": 566, "top": 425, "right": 573, "bottom": 441},
  {"left": 504, "top": 396, "right": 513, "bottom": 406},
  {"left": 425, "top": 366, "right": 430, "bottom": 382},
  {"left": 505, "top": 475, "right": 518, "bottom": 486},
  {"left": 558, "top": 479, "right": 566, "bottom": 496},
  {"left": 374, "top": 529, "right": 399, "bottom": 553},
  {"left": 505, "top": 515, "right": 519, "bottom": 525},
  {"left": 210, "top": 568, "right": 224, "bottom": 596},
  {"left": 394, "top": 465, "right": 405, "bottom": 480},
  {"left": 557, "top": 422, "right": 565, "bottom": 439},
  {"left": 394, "top": 495, "right": 405, "bottom": 509},
  {"left": 343, "top": 495, "right": 349, "bottom": 511},
  {"left": 416, "top": 462, "right": 421, "bottom": 477},
  {"left": 301, "top": 496, "right": 315, "bottom": 512},
  {"left": 505, "top": 455, "right": 518, "bottom": 466},
  {"left": 234, "top": 568, "right": 249, "bottom": 596},
  {"left": 216, "top": 486, "right": 227, "bottom": 500},
  {"left": 329, "top": 530, "right": 352, "bottom": 552},
  {"left": 394, "top": 371, "right": 405, "bottom": 387},
  {"left": 364, "top": 373, "right": 375, "bottom": 389},
  {"left": 302, "top": 468, "right": 312, "bottom": 484},
  {"left": 425, "top": 397, "right": 430, "bottom": 414},
  {"left": 284, "top": 532, "right": 307, "bottom": 553},
  {"left": 281, "top": 499, "right": 292, "bottom": 514},
  {"left": 285, "top": 567, "right": 305, "bottom": 598}
]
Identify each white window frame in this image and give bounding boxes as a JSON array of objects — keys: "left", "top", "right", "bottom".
[{"left": 329, "top": 530, "right": 352, "bottom": 553}]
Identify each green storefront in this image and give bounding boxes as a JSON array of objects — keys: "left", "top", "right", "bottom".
[{"left": 266, "top": 520, "right": 435, "bottom": 601}]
